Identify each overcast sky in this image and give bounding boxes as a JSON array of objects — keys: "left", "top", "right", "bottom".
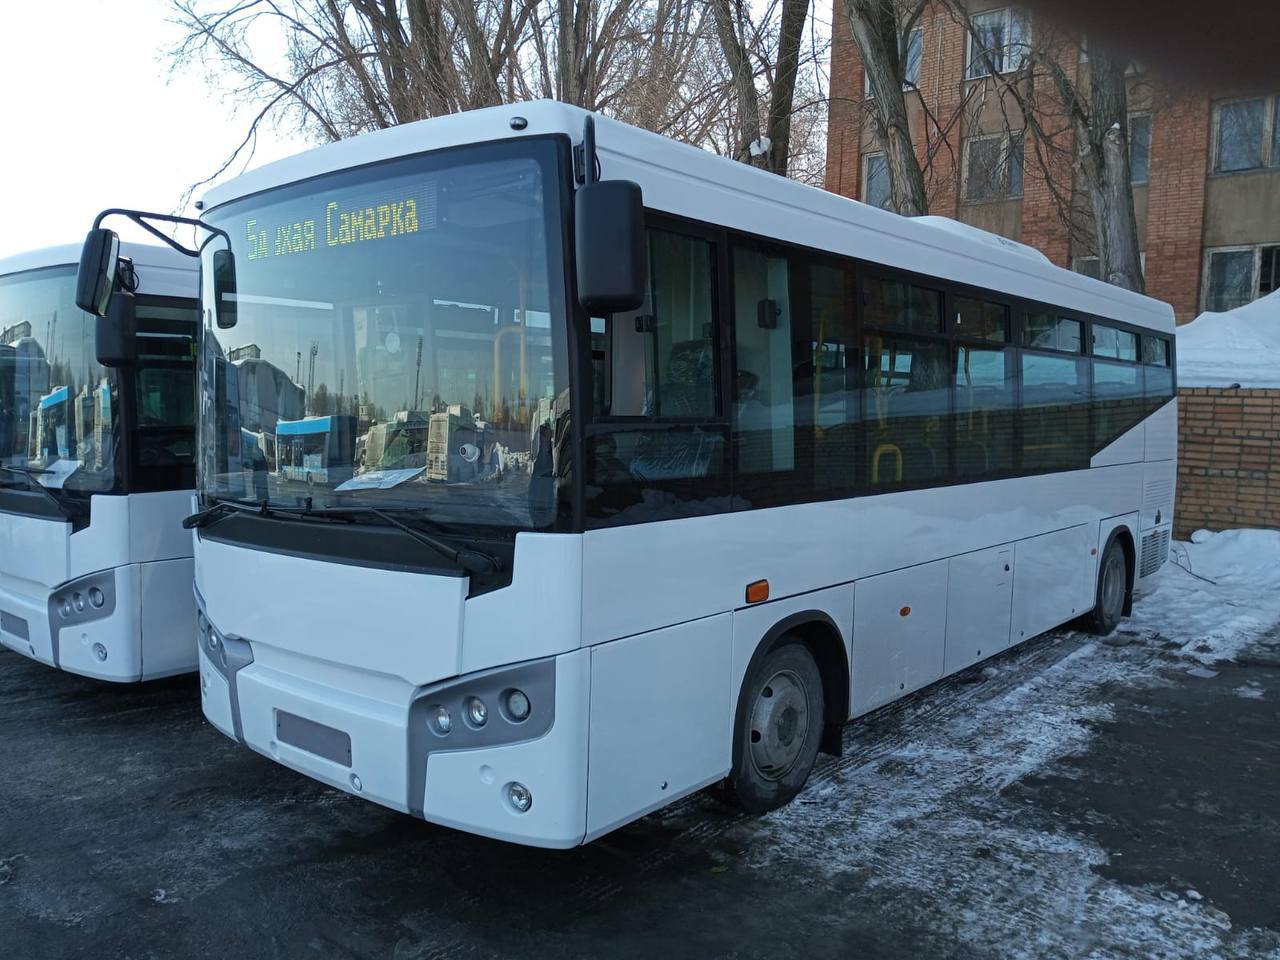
[{"left": 0, "top": 0, "right": 309, "bottom": 261}]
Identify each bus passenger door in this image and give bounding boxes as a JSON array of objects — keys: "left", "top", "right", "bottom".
[{"left": 944, "top": 545, "right": 1014, "bottom": 673}]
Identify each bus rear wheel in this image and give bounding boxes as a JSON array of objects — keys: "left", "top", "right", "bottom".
[
  {"left": 1087, "top": 537, "right": 1129, "bottom": 636},
  {"left": 724, "top": 641, "right": 825, "bottom": 815}
]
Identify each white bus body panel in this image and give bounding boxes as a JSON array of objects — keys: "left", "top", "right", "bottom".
[
  {"left": 0, "top": 492, "right": 196, "bottom": 681},
  {"left": 944, "top": 545, "right": 1014, "bottom": 675}
]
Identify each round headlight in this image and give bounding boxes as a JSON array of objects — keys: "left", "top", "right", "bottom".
[
  {"left": 429, "top": 704, "right": 452, "bottom": 735},
  {"left": 506, "top": 781, "right": 532, "bottom": 813},
  {"left": 503, "top": 689, "right": 531, "bottom": 722},
  {"left": 58, "top": 601, "right": 71, "bottom": 619},
  {"left": 73, "top": 593, "right": 86, "bottom": 612},
  {"left": 465, "top": 696, "right": 488, "bottom": 728},
  {"left": 88, "top": 587, "right": 105, "bottom": 608}
]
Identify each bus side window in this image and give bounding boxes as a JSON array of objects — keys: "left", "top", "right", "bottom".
[
  {"left": 584, "top": 227, "right": 727, "bottom": 527},
  {"left": 731, "top": 246, "right": 794, "bottom": 478}
]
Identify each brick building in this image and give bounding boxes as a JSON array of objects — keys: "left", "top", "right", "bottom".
[{"left": 824, "top": 1, "right": 1280, "bottom": 324}]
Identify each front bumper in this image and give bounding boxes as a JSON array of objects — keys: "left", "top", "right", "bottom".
[{"left": 197, "top": 602, "right": 591, "bottom": 848}]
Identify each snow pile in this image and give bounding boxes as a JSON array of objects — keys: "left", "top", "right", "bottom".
[
  {"left": 1176, "top": 289, "right": 1280, "bottom": 388},
  {"left": 1128, "top": 527, "right": 1280, "bottom": 662}
]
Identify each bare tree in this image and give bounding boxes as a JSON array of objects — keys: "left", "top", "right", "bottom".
[
  {"left": 841, "top": 0, "right": 928, "bottom": 213},
  {"left": 953, "top": 8, "right": 1145, "bottom": 292},
  {"left": 170, "top": 0, "right": 745, "bottom": 190},
  {"left": 708, "top": 0, "right": 813, "bottom": 176}
]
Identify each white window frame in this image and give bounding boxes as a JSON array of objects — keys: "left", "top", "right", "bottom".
[
  {"left": 864, "top": 26, "right": 924, "bottom": 98},
  {"left": 960, "top": 131, "right": 1024, "bottom": 203},
  {"left": 965, "top": 7, "right": 1029, "bottom": 80},
  {"left": 1128, "top": 112, "right": 1152, "bottom": 185},
  {"left": 1210, "top": 94, "right": 1280, "bottom": 174},
  {"left": 1202, "top": 244, "right": 1280, "bottom": 312},
  {"left": 862, "top": 151, "right": 892, "bottom": 209}
]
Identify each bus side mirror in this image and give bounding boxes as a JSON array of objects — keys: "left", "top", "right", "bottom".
[
  {"left": 575, "top": 180, "right": 645, "bottom": 314},
  {"left": 76, "top": 228, "right": 120, "bottom": 317},
  {"left": 96, "top": 291, "right": 137, "bottom": 367},
  {"left": 213, "top": 248, "right": 238, "bottom": 329}
]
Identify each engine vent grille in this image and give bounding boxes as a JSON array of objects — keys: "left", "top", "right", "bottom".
[{"left": 1140, "top": 528, "right": 1171, "bottom": 578}]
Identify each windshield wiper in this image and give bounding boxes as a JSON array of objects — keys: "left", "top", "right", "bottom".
[
  {"left": 0, "top": 465, "right": 73, "bottom": 520},
  {"left": 183, "top": 496, "right": 275, "bottom": 529},
  {"left": 303, "top": 504, "right": 502, "bottom": 576}
]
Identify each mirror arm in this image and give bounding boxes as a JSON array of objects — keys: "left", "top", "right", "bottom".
[{"left": 90, "top": 208, "right": 229, "bottom": 258}]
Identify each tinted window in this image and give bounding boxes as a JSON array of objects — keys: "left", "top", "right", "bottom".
[
  {"left": 598, "top": 230, "right": 717, "bottom": 418},
  {"left": 955, "top": 296, "right": 1008, "bottom": 342},
  {"left": 1092, "top": 324, "right": 1138, "bottom": 361},
  {"left": 862, "top": 277, "right": 943, "bottom": 334},
  {"left": 862, "top": 333, "right": 950, "bottom": 485},
  {"left": 586, "top": 227, "right": 726, "bottom": 526},
  {"left": 1093, "top": 359, "right": 1145, "bottom": 448},
  {"left": 1022, "top": 312, "right": 1081, "bottom": 352},
  {"left": 732, "top": 246, "right": 794, "bottom": 476},
  {"left": 955, "top": 345, "right": 1015, "bottom": 476},
  {"left": 1021, "top": 352, "right": 1090, "bottom": 471}
]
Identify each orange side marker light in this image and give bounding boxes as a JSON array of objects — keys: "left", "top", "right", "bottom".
[
  {"left": 900, "top": 606, "right": 912, "bottom": 617},
  {"left": 746, "top": 580, "right": 770, "bottom": 604}
]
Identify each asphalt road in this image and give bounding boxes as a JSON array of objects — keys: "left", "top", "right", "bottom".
[{"left": 1, "top": 624, "right": 1278, "bottom": 959}]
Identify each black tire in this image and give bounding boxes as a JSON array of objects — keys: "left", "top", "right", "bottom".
[
  {"left": 724, "top": 641, "right": 825, "bottom": 815},
  {"left": 1087, "top": 536, "right": 1129, "bottom": 636}
]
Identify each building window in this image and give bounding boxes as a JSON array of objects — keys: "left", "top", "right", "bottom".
[
  {"left": 1073, "top": 253, "right": 1144, "bottom": 284},
  {"left": 966, "top": 8, "right": 1029, "bottom": 80},
  {"left": 863, "top": 153, "right": 892, "bottom": 209},
  {"left": 864, "top": 27, "right": 924, "bottom": 96},
  {"left": 1129, "top": 114, "right": 1151, "bottom": 184},
  {"left": 962, "top": 133, "right": 1024, "bottom": 201},
  {"left": 1213, "top": 95, "right": 1280, "bottom": 173},
  {"left": 1204, "top": 245, "right": 1280, "bottom": 312}
]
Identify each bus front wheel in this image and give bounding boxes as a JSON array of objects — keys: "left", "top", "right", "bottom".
[
  {"left": 724, "top": 641, "right": 825, "bottom": 815},
  {"left": 1087, "top": 537, "right": 1130, "bottom": 636}
]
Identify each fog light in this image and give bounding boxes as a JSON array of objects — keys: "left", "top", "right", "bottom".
[
  {"left": 92, "top": 643, "right": 107, "bottom": 662},
  {"left": 88, "top": 587, "right": 105, "bottom": 608},
  {"left": 465, "top": 696, "right": 488, "bottom": 728},
  {"left": 503, "top": 689, "right": 531, "bottom": 722},
  {"left": 506, "top": 781, "right": 532, "bottom": 813},
  {"left": 429, "top": 704, "right": 452, "bottom": 735},
  {"left": 73, "top": 593, "right": 86, "bottom": 613}
]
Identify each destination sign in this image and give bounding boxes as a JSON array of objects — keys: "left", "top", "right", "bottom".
[{"left": 244, "top": 189, "right": 428, "bottom": 262}]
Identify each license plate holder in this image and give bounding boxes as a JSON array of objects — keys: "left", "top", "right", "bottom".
[{"left": 275, "top": 710, "right": 353, "bottom": 767}]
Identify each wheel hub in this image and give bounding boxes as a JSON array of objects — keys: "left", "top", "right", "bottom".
[
  {"left": 749, "top": 669, "right": 810, "bottom": 781},
  {"left": 1102, "top": 550, "right": 1125, "bottom": 618}
]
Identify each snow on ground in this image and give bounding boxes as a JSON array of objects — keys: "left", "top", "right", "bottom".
[
  {"left": 658, "top": 529, "right": 1280, "bottom": 960},
  {"left": 1176, "top": 290, "right": 1280, "bottom": 388}
]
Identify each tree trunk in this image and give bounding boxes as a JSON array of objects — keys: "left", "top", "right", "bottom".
[
  {"left": 843, "top": 0, "right": 928, "bottom": 215},
  {"left": 758, "top": 0, "right": 809, "bottom": 176},
  {"left": 710, "top": 0, "right": 763, "bottom": 164},
  {"left": 1086, "top": 51, "right": 1145, "bottom": 293}
]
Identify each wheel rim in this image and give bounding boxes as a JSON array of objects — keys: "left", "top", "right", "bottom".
[
  {"left": 748, "top": 668, "right": 811, "bottom": 782},
  {"left": 1102, "top": 549, "right": 1125, "bottom": 619}
]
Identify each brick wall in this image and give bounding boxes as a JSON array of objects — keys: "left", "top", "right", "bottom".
[
  {"left": 1144, "top": 92, "right": 1212, "bottom": 324},
  {"left": 1176, "top": 387, "right": 1280, "bottom": 538}
]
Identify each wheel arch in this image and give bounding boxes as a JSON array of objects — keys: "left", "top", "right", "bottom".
[{"left": 736, "top": 610, "right": 849, "bottom": 762}]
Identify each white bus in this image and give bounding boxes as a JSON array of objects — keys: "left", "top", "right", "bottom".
[
  {"left": 0, "top": 242, "right": 199, "bottom": 681},
  {"left": 102, "top": 101, "right": 1174, "bottom": 845}
]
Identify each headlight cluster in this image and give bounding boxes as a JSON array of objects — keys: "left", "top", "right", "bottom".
[
  {"left": 49, "top": 572, "right": 114, "bottom": 632},
  {"left": 427, "top": 688, "right": 533, "bottom": 739}
]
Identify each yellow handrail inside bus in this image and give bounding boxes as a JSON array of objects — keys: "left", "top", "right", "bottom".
[{"left": 871, "top": 442, "right": 903, "bottom": 483}]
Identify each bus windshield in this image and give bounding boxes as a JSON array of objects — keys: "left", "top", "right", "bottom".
[
  {"left": 198, "top": 139, "right": 571, "bottom": 532},
  {"left": 0, "top": 266, "right": 119, "bottom": 493}
]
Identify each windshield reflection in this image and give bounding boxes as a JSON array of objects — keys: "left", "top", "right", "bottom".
[
  {"left": 0, "top": 266, "right": 117, "bottom": 492},
  {"left": 200, "top": 140, "right": 571, "bottom": 531}
]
